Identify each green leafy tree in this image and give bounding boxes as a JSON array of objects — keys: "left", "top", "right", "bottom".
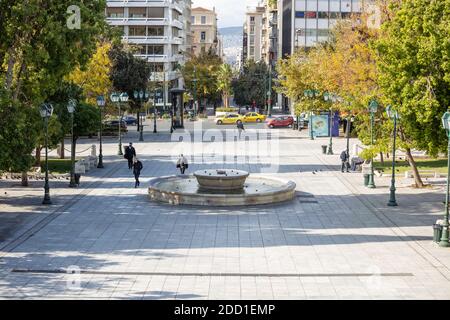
[
  {"left": 182, "top": 49, "right": 222, "bottom": 111},
  {"left": 374, "top": 0, "right": 450, "bottom": 187},
  {"left": 233, "top": 60, "right": 273, "bottom": 110},
  {"left": 109, "top": 44, "right": 151, "bottom": 125},
  {"left": 216, "top": 64, "right": 234, "bottom": 108}
]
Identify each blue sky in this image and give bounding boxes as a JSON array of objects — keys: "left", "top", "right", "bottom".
[{"left": 193, "top": 0, "right": 259, "bottom": 28}]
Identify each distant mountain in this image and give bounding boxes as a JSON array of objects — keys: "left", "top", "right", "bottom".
[{"left": 219, "top": 26, "right": 243, "bottom": 66}]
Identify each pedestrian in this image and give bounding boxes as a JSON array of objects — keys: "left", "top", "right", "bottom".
[
  {"left": 133, "top": 157, "right": 143, "bottom": 188},
  {"left": 124, "top": 142, "right": 136, "bottom": 169},
  {"left": 237, "top": 121, "right": 245, "bottom": 139},
  {"left": 340, "top": 150, "right": 350, "bottom": 173},
  {"left": 176, "top": 154, "right": 189, "bottom": 174}
]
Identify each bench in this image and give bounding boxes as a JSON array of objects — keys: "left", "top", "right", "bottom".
[{"left": 405, "top": 170, "right": 442, "bottom": 179}]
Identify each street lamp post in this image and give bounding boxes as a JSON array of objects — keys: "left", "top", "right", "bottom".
[
  {"left": 193, "top": 66, "right": 198, "bottom": 120},
  {"left": 110, "top": 92, "right": 128, "bottom": 156},
  {"left": 323, "top": 92, "right": 335, "bottom": 155},
  {"left": 367, "top": 99, "right": 379, "bottom": 189},
  {"left": 97, "top": 95, "right": 105, "bottom": 169},
  {"left": 40, "top": 103, "right": 53, "bottom": 205},
  {"left": 440, "top": 111, "right": 450, "bottom": 247},
  {"left": 386, "top": 105, "right": 399, "bottom": 207},
  {"left": 67, "top": 99, "right": 77, "bottom": 188},
  {"left": 134, "top": 90, "right": 149, "bottom": 142}
]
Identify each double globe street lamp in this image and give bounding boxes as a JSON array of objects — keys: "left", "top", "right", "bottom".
[
  {"left": 40, "top": 103, "right": 54, "bottom": 205},
  {"left": 67, "top": 99, "right": 77, "bottom": 188},
  {"left": 439, "top": 111, "right": 450, "bottom": 247},
  {"left": 97, "top": 95, "right": 105, "bottom": 169},
  {"left": 386, "top": 105, "right": 400, "bottom": 207},
  {"left": 110, "top": 92, "right": 129, "bottom": 156},
  {"left": 133, "top": 90, "right": 149, "bottom": 142},
  {"left": 367, "top": 99, "right": 379, "bottom": 189}
]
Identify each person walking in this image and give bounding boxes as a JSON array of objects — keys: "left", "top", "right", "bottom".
[
  {"left": 340, "top": 150, "right": 350, "bottom": 173},
  {"left": 133, "top": 157, "right": 143, "bottom": 188},
  {"left": 124, "top": 142, "right": 136, "bottom": 170},
  {"left": 176, "top": 154, "right": 189, "bottom": 174},
  {"left": 237, "top": 121, "right": 245, "bottom": 139}
]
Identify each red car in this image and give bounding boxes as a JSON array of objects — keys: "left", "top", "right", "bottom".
[{"left": 267, "top": 116, "right": 294, "bottom": 128}]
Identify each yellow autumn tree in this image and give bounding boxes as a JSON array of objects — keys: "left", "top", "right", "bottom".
[{"left": 66, "top": 41, "right": 113, "bottom": 105}]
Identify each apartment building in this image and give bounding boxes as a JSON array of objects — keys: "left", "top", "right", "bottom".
[
  {"left": 278, "top": 0, "right": 370, "bottom": 57},
  {"left": 191, "top": 7, "right": 220, "bottom": 56},
  {"left": 242, "top": 6, "right": 265, "bottom": 62},
  {"left": 261, "top": 0, "right": 279, "bottom": 67},
  {"left": 105, "top": 0, "right": 192, "bottom": 108}
]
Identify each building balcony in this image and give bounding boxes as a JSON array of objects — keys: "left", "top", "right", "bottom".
[
  {"left": 123, "top": 36, "right": 171, "bottom": 45},
  {"left": 107, "top": 17, "right": 169, "bottom": 26},
  {"left": 171, "top": 19, "right": 184, "bottom": 29}
]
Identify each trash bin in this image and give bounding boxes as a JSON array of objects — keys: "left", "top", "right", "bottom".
[
  {"left": 74, "top": 174, "right": 81, "bottom": 186},
  {"left": 321, "top": 145, "right": 328, "bottom": 154},
  {"left": 364, "top": 174, "right": 370, "bottom": 187},
  {"left": 433, "top": 223, "right": 443, "bottom": 243}
]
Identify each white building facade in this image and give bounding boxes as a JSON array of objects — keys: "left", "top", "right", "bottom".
[{"left": 106, "top": 0, "right": 192, "bottom": 108}]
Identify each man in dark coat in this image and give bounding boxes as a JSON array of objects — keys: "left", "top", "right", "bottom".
[
  {"left": 340, "top": 150, "right": 350, "bottom": 173},
  {"left": 133, "top": 158, "right": 143, "bottom": 188},
  {"left": 124, "top": 142, "right": 136, "bottom": 169}
]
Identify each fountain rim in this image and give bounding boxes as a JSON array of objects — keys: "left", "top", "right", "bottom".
[{"left": 148, "top": 174, "right": 296, "bottom": 198}]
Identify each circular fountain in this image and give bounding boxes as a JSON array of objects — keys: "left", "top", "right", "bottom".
[{"left": 148, "top": 169, "right": 296, "bottom": 206}]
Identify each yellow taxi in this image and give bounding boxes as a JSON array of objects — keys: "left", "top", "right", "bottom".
[
  {"left": 243, "top": 112, "right": 267, "bottom": 123},
  {"left": 215, "top": 113, "right": 245, "bottom": 125}
]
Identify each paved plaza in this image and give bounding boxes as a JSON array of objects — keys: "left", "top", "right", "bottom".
[{"left": 1, "top": 120, "right": 450, "bottom": 299}]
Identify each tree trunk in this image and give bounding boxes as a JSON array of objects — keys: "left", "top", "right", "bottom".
[
  {"left": 60, "top": 138, "right": 65, "bottom": 159},
  {"left": 35, "top": 146, "right": 42, "bottom": 166},
  {"left": 21, "top": 171, "right": 28, "bottom": 187},
  {"left": 405, "top": 147, "right": 424, "bottom": 188},
  {"left": 379, "top": 152, "right": 384, "bottom": 166}
]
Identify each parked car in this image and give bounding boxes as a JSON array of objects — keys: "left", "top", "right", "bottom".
[
  {"left": 267, "top": 116, "right": 294, "bottom": 129},
  {"left": 103, "top": 120, "right": 128, "bottom": 133},
  {"left": 215, "top": 113, "right": 245, "bottom": 125},
  {"left": 122, "top": 115, "right": 137, "bottom": 126},
  {"left": 243, "top": 112, "right": 267, "bottom": 123}
]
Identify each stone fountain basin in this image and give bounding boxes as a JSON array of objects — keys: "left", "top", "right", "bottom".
[
  {"left": 194, "top": 169, "right": 249, "bottom": 190},
  {"left": 148, "top": 175, "right": 296, "bottom": 206}
]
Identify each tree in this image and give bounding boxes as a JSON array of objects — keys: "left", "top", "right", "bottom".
[
  {"left": 182, "top": 49, "right": 222, "bottom": 111},
  {"left": 374, "top": 0, "right": 450, "bottom": 187},
  {"left": 66, "top": 41, "right": 113, "bottom": 106},
  {"left": 109, "top": 44, "right": 151, "bottom": 126},
  {"left": 233, "top": 60, "right": 272, "bottom": 110},
  {"left": 216, "top": 64, "right": 234, "bottom": 108},
  {"left": 0, "top": 0, "right": 107, "bottom": 184}
]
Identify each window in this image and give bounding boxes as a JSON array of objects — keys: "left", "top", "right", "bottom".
[
  {"left": 249, "top": 36, "right": 255, "bottom": 45},
  {"left": 128, "top": 26, "right": 146, "bottom": 37},
  {"left": 318, "top": 12, "right": 329, "bottom": 19},
  {"left": 191, "top": 16, "right": 195, "bottom": 24},
  {"left": 148, "top": 7, "right": 164, "bottom": 18},
  {"left": 139, "top": 45, "right": 147, "bottom": 55},
  {"left": 201, "top": 16, "right": 206, "bottom": 24},
  {"left": 341, "top": 12, "right": 352, "bottom": 19},
  {"left": 129, "top": 7, "right": 146, "bottom": 18},
  {"left": 200, "top": 31, "right": 206, "bottom": 41},
  {"left": 172, "top": 27, "right": 179, "bottom": 37},
  {"left": 250, "top": 25, "right": 255, "bottom": 34},
  {"left": 250, "top": 16, "right": 255, "bottom": 23},
  {"left": 148, "top": 26, "right": 164, "bottom": 36},
  {"left": 173, "top": 10, "right": 180, "bottom": 20},
  {"left": 107, "top": 8, "right": 124, "bottom": 18},
  {"left": 151, "top": 63, "right": 164, "bottom": 72},
  {"left": 305, "top": 11, "right": 317, "bottom": 18},
  {"left": 317, "top": 29, "right": 329, "bottom": 37},
  {"left": 148, "top": 45, "right": 164, "bottom": 55},
  {"left": 295, "top": 11, "right": 305, "bottom": 18},
  {"left": 250, "top": 46, "right": 255, "bottom": 56}
]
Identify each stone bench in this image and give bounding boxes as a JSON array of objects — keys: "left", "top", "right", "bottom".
[{"left": 405, "top": 170, "right": 442, "bottom": 179}]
